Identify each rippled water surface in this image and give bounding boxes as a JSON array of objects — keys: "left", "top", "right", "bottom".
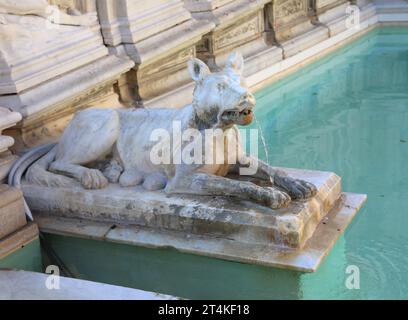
[{"left": 250, "top": 27, "right": 408, "bottom": 299}]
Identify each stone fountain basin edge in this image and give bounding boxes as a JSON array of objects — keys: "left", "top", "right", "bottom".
[{"left": 31, "top": 192, "right": 366, "bottom": 272}]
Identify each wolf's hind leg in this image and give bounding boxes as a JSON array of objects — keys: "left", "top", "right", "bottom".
[
  {"left": 143, "top": 172, "right": 167, "bottom": 191},
  {"left": 49, "top": 161, "right": 108, "bottom": 189},
  {"left": 119, "top": 169, "right": 144, "bottom": 187}
]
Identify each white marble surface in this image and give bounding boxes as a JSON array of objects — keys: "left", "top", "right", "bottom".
[{"left": 0, "top": 270, "right": 177, "bottom": 300}]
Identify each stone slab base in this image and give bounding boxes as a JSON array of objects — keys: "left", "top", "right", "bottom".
[
  {"left": 34, "top": 193, "right": 366, "bottom": 272},
  {"left": 23, "top": 168, "right": 341, "bottom": 250}
]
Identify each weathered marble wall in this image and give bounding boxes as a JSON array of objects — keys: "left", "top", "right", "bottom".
[
  {"left": 0, "top": 0, "right": 383, "bottom": 150},
  {"left": 184, "top": 0, "right": 283, "bottom": 78},
  {"left": 96, "top": 0, "right": 214, "bottom": 107},
  {"left": 0, "top": 0, "right": 134, "bottom": 150},
  {"left": 265, "top": 0, "right": 329, "bottom": 57}
]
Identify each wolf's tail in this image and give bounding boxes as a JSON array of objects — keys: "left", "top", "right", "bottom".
[{"left": 25, "top": 145, "right": 74, "bottom": 187}]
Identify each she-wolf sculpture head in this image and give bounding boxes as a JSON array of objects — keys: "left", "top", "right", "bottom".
[{"left": 188, "top": 51, "right": 256, "bottom": 128}]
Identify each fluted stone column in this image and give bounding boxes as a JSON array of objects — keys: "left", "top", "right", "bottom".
[
  {"left": 183, "top": 0, "right": 283, "bottom": 78},
  {"left": 96, "top": 0, "right": 214, "bottom": 108},
  {"left": 266, "top": 0, "right": 329, "bottom": 58}
]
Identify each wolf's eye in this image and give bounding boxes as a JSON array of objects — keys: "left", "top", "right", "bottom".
[{"left": 217, "top": 83, "right": 226, "bottom": 91}]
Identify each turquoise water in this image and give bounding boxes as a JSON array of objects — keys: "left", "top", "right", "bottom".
[
  {"left": 250, "top": 27, "right": 408, "bottom": 299},
  {"left": 47, "top": 27, "right": 408, "bottom": 300}
]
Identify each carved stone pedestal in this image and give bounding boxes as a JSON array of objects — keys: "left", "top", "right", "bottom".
[
  {"left": 266, "top": 0, "right": 329, "bottom": 58},
  {"left": 0, "top": 10, "right": 134, "bottom": 151},
  {"left": 315, "top": 1, "right": 352, "bottom": 36},
  {"left": 23, "top": 168, "right": 366, "bottom": 271},
  {"left": 184, "top": 0, "right": 283, "bottom": 78},
  {"left": 97, "top": 0, "right": 214, "bottom": 109}
]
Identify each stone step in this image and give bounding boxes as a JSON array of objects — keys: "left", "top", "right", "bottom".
[
  {"left": 1, "top": 55, "right": 134, "bottom": 118},
  {"left": 0, "top": 18, "right": 108, "bottom": 95},
  {"left": 23, "top": 167, "right": 342, "bottom": 250}
]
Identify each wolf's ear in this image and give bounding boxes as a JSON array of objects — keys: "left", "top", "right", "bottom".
[
  {"left": 188, "top": 58, "right": 210, "bottom": 82},
  {"left": 225, "top": 51, "right": 244, "bottom": 75}
]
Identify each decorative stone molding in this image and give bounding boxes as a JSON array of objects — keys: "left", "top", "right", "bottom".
[
  {"left": 184, "top": 0, "right": 283, "bottom": 82},
  {"left": 96, "top": 0, "right": 214, "bottom": 107},
  {"left": 266, "top": 0, "right": 329, "bottom": 57},
  {"left": 48, "top": 0, "right": 96, "bottom": 13},
  {"left": 0, "top": 107, "right": 21, "bottom": 182},
  {"left": 0, "top": 1, "right": 134, "bottom": 150}
]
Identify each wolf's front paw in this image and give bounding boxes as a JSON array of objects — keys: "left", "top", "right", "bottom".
[
  {"left": 275, "top": 176, "right": 317, "bottom": 200},
  {"left": 262, "top": 187, "right": 291, "bottom": 209},
  {"left": 81, "top": 169, "right": 108, "bottom": 189}
]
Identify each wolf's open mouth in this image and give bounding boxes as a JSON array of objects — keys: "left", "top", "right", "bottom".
[
  {"left": 241, "top": 109, "right": 252, "bottom": 116},
  {"left": 221, "top": 107, "right": 254, "bottom": 126},
  {"left": 222, "top": 108, "right": 253, "bottom": 118}
]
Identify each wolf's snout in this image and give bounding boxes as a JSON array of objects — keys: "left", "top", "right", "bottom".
[{"left": 239, "top": 93, "right": 256, "bottom": 109}]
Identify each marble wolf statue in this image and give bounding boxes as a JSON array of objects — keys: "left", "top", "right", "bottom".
[
  {"left": 26, "top": 52, "right": 317, "bottom": 209},
  {"left": 0, "top": 0, "right": 96, "bottom": 26}
]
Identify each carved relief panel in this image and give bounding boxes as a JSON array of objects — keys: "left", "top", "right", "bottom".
[
  {"left": 266, "top": 0, "right": 313, "bottom": 42},
  {"left": 48, "top": 0, "right": 96, "bottom": 13},
  {"left": 196, "top": 10, "right": 264, "bottom": 63},
  {"left": 314, "top": 0, "right": 349, "bottom": 14}
]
